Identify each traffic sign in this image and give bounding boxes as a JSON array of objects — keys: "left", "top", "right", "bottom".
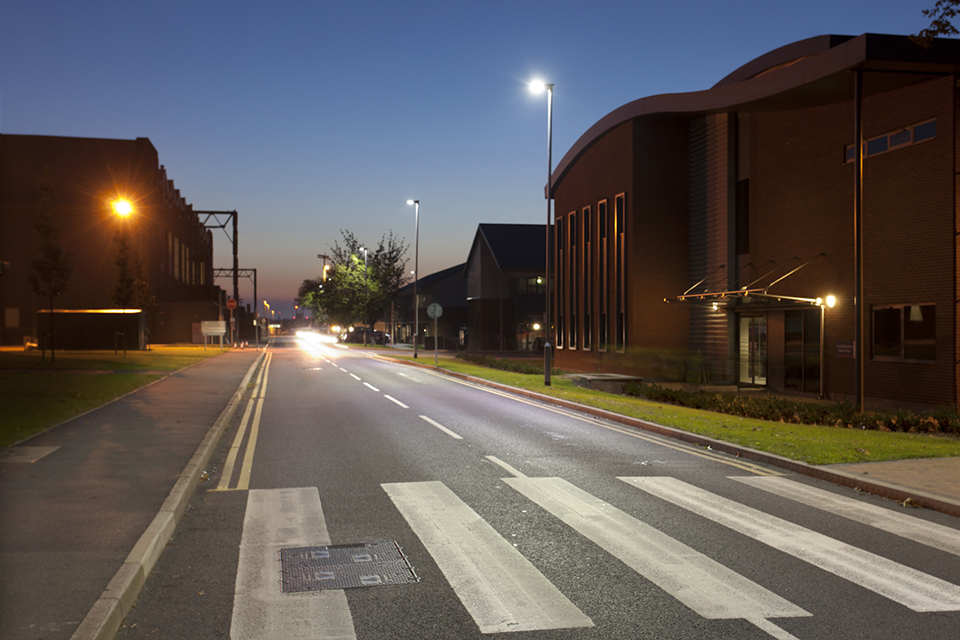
[
  {"left": 226, "top": 298, "right": 238, "bottom": 310},
  {"left": 427, "top": 303, "right": 443, "bottom": 319}
]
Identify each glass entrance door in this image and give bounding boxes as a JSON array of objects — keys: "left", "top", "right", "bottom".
[{"left": 739, "top": 315, "right": 767, "bottom": 386}]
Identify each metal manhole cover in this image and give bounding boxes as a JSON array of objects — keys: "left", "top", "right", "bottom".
[{"left": 279, "top": 541, "right": 419, "bottom": 592}]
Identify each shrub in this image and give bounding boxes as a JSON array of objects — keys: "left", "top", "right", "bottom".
[{"left": 621, "top": 381, "right": 960, "bottom": 435}]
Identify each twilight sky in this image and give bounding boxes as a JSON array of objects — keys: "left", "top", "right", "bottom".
[{"left": 0, "top": 1, "right": 937, "bottom": 318}]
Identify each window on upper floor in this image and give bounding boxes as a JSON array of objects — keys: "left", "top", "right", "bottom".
[{"left": 845, "top": 120, "right": 936, "bottom": 163}]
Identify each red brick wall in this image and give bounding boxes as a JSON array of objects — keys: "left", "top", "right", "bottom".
[
  {"left": 553, "top": 117, "right": 690, "bottom": 378},
  {"left": 751, "top": 75, "right": 956, "bottom": 405}
]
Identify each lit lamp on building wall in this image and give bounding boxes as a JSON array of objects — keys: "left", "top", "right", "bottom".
[
  {"left": 817, "top": 295, "right": 837, "bottom": 399},
  {"left": 529, "top": 79, "right": 554, "bottom": 386}
]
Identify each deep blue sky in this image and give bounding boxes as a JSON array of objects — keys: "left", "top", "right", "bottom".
[{"left": 0, "top": 1, "right": 936, "bottom": 317}]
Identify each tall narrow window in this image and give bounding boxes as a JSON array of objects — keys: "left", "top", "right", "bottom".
[
  {"left": 615, "top": 193, "right": 626, "bottom": 352},
  {"left": 556, "top": 216, "right": 565, "bottom": 349},
  {"left": 583, "top": 206, "right": 592, "bottom": 350},
  {"left": 569, "top": 211, "right": 578, "bottom": 349},
  {"left": 598, "top": 200, "right": 608, "bottom": 351}
]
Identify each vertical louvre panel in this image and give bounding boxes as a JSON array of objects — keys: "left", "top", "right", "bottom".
[{"left": 689, "top": 116, "right": 729, "bottom": 376}]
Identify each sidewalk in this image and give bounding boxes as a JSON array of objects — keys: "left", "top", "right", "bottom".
[{"left": 0, "top": 349, "right": 262, "bottom": 640}]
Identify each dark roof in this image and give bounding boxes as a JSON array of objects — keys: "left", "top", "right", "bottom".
[
  {"left": 398, "top": 262, "right": 466, "bottom": 293},
  {"left": 476, "top": 223, "right": 546, "bottom": 271},
  {"left": 550, "top": 33, "right": 960, "bottom": 194}
]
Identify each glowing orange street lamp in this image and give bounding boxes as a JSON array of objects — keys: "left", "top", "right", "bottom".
[{"left": 112, "top": 198, "right": 133, "bottom": 218}]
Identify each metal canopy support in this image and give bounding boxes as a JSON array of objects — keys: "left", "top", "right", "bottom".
[{"left": 199, "top": 210, "right": 239, "bottom": 303}]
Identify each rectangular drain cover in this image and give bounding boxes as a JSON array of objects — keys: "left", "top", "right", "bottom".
[{"left": 279, "top": 541, "right": 419, "bottom": 592}]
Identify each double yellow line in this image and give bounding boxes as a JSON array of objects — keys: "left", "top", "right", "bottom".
[{"left": 214, "top": 352, "right": 272, "bottom": 491}]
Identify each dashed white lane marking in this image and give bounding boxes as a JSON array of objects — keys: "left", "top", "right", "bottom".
[
  {"left": 419, "top": 415, "right": 463, "bottom": 439},
  {"left": 621, "top": 476, "right": 960, "bottom": 612},
  {"left": 232, "top": 488, "right": 356, "bottom": 640},
  {"left": 384, "top": 395, "right": 409, "bottom": 409},
  {"left": 382, "top": 481, "right": 593, "bottom": 634},
  {"left": 363, "top": 382, "right": 380, "bottom": 392},
  {"left": 349, "top": 373, "right": 361, "bottom": 381}
]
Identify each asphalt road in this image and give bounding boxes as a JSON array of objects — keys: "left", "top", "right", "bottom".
[{"left": 115, "top": 336, "right": 960, "bottom": 640}]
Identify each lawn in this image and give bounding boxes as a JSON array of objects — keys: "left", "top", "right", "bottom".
[
  {"left": 0, "top": 346, "right": 225, "bottom": 446},
  {"left": 375, "top": 351, "right": 960, "bottom": 466}
]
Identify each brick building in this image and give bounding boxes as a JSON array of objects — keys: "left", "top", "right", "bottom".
[
  {"left": 0, "top": 134, "right": 220, "bottom": 347},
  {"left": 549, "top": 34, "right": 959, "bottom": 407}
]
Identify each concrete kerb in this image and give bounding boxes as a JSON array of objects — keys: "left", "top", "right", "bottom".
[
  {"left": 70, "top": 351, "right": 266, "bottom": 640},
  {"left": 369, "top": 352, "right": 960, "bottom": 519}
]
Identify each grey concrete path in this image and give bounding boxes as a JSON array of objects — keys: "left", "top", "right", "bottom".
[{"left": 0, "top": 349, "right": 262, "bottom": 640}]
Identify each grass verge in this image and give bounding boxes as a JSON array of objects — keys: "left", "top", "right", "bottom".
[
  {"left": 379, "top": 351, "right": 960, "bottom": 466},
  {"left": 0, "top": 346, "right": 225, "bottom": 446}
]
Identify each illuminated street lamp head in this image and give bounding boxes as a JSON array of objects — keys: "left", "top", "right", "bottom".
[
  {"left": 529, "top": 79, "right": 553, "bottom": 94},
  {"left": 112, "top": 198, "right": 133, "bottom": 218},
  {"left": 407, "top": 199, "right": 418, "bottom": 205}
]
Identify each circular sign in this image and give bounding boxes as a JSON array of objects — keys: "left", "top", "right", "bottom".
[
  {"left": 226, "top": 298, "right": 238, "bottom": 310},
  {"left": 426, "top": 303, "right": 443, "bottom": 319}
]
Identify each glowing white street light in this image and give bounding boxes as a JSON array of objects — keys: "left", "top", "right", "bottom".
[
  {"left": 407, "top": 199, "right": 420, "bottom": 359},
  {"left": 529, "top": 79, "right": 554, "bottom": 386}
]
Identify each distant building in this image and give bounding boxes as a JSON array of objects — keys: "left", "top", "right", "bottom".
[
  {"left": 463, "top": 224, "right": 546, "bottom": 352},
  {"left": 0, "top": 134, "right": 220, "bottom": 347},
  {"left": 549, "top": 34, "right": 960, "bottom": 408},
  {"left": 396, "top": 263, "right": 467, "bottom": 349}
]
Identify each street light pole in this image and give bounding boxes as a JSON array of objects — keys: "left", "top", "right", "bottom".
[
  {"left": 407, "top": 200, "right": 420, "bottom": 359},
  {"left": 360, "top": 247, "right": 369, "bottom": 347},
  {"left": 530, "top": 80, "right": 554, "bottom": 386}
]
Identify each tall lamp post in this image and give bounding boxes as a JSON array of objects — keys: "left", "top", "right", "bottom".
[
  {"left": 360, "top": 247, "right": 369, "bottom": 346},
  {"left": 407, "top": 200, "right": 420, "bottom": 359},
  {"left": 530, "top": 80, "right": 554, "bottom": 386}
]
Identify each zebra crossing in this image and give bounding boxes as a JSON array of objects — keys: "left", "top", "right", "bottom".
[{"left": 232, "top": 473, "right": 960, "bottom": 639}]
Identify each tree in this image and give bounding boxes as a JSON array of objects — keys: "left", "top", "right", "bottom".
[
  {"left": 29, "top": 173, "right": 72, "bottom": 363},
  {"left": 912, "top": 0, "right": 959, "bottom": 47},
  {"left": 297, "top": 229, "right": 409, "bottom": 329},
  {"left": 112, "top": 229, "right": 135, "bottom": 308}
]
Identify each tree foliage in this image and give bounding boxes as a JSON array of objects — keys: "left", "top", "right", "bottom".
[
  {"left": 296, "top": 229, "right": 409, "bottom": 328},
  {"left": 112, "top": 229, "right": 135, "bottom": 308},
  {"left": 912, "top": 0, "right": 959, "bottom": 47},
  {"left": 29, "top": 172, "right": 72, "bottom": 361}
]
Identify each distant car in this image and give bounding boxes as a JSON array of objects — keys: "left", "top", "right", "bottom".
[{"left": 339, "top": 328, "right": 390, "bottom": 345}]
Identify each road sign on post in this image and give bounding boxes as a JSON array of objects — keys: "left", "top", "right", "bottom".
[{"left": 427, "top": 303, "right": 443, "bottom": 365}]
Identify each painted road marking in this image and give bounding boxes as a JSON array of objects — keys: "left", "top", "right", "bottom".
[
  {"left": 214, "top": 353, "right": 270, "bottom": 492},
  {"left": 486, "top": 455, "right": 528, "bottom": 478},
  {"left": 504, "top": 476, "right": 808, "bottom": 638},
  {"left": 620, "top": 476, "right": 960, "bottom": 612},
  {"left": 349, "top": 373, "right": 361, "bottom": 381},
  {"left": 414, "top": 367, "right": 780, "bottom": 476},
  {"left": 419, "top": 415, "right": 462, "bottom": 439},
  {"left": 232, "top": 487, "right": 356, "bottom": 640},
  {"left": 731, "top": 475, "right": 960, "bottom": 557},
  {"left": 382, "top": 481, "right": 593, "bottom": 634},
  {"left": 384, "top": 395, "right": 409, "bottom": 409},
  {"left": 363, "top": 382, "right": 380, "bottom": 392}
]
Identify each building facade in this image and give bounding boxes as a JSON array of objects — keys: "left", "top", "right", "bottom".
[
  {"left": 0, "top": 134, "right": 218, "bottom": 346},
  {"left": 550, "top": 34, "right": 959, "bottom": 407},
  {"left": 464, "top": 224, "right": 547, "bottom": 352}
]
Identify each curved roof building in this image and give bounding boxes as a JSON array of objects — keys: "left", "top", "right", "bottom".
[{"left": 547, "top": 33, "right": 959, "bottom": 408}]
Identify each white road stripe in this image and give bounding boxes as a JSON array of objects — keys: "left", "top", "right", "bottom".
[
  {"left": 504, "top": 477, "right": 808, "bottom": 624},
  {"left": 232, "top": 488, "right": 356, "bottom": 640},
  {"left": 349, "top": 373, "right": 361, "bottom": 381},
  {"left": 419, "top": 415, "right": 463, "bottom": 439},
  {"left": 383, "top": 481, "right": 593, "bottom": 634},
  {"left": 486, "top": 456, "right": 527, "bottom": 478},
  {"left": 731, "top": 475, "right": 960, "bottom": 557},
  {"left": 384, "top": 395, "right": 409, "bottom": 409},
  {"left": 621, "top": 476, "right": 960, "bottom": 612},
  {"left": 363, "top": 382, "right": 380, "bottom": 392}
]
